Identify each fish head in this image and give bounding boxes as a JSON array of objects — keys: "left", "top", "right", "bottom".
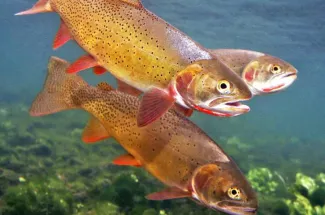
[
  {"left": 242, "top": 55, "right": 297, "bottom": 95},
  {"left": 191, "top": 164, "right": 258, "bottom": 215},
  {"left": 176, "top": 59, "right": 252, "bottom": 117}
]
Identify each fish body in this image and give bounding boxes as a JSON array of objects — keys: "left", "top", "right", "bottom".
[
  {"left": 29, "top": 57, "right": 258, "bottom": 215},
  {"left": 17, "top": 0, "right": 252, "bottom": 126},
  {"left": 210, "top": 49, "right": 298, "bottom": 95}
]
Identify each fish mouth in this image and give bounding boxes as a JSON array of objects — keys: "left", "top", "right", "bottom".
[
  {"left": 207, "top": 100, "right": 250, "bottom": 117},
  {"left": 215, "top": 201, "right": 258, "bottom": 215},
  {"left": 262, "top": 72, "right": 297, "bottom": 93}
]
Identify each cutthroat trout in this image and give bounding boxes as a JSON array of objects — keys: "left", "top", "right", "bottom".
[
  {"left": 210, "top": 49, "right": 298, "bottom": 95},
  {"left": 29, "top": 56, "right": 258, "bottom": 215},
  {"left": 17, "top": 0, "right": 252, "bottom": 127}
]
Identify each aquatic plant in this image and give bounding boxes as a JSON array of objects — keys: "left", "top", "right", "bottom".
[
  {"left": 1, "top": 177, "right": 74, "bottom": 215},
  {"left": 247, "top": 167, "right": 279, "bottom": 195}
]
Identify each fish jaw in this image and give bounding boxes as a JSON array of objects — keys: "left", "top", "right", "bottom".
[
  {"left": 261, "top": 71, "right": 297, "bottom": 93},
  {"left": 251, "top": 70, "right": 297, "bottom": 95}
]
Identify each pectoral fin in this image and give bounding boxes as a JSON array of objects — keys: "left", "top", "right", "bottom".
[
  {"left": 137, "top": 88, "right": 175, "bottom": 127},
  {"left": 113, "top": 154, "right": 142, "bottom": 167},
  {"left": 66, "top": 55, "right": 98, "bottom": 74},
  {"left": 117, "top": 79, "right": 142, "bottom": 96},
  {"left": 146, "top": 187, "right": 191, "bottom": 201},
  {"left": 82, "top": 116, "right": 110, "bottom": 143},
  {"left": 53, "top": 20, "right": 72, "bottom": 50}
]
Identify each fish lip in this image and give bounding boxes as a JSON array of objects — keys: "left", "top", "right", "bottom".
[
  {"left": 208, "top": 100, "right": 250, "bottom": 117},
  {"left": 215, "top": 202, "right": 258, "bottom": 215},
  {"left": 262, "top": 72, "right": 297, "bottom": 93}
]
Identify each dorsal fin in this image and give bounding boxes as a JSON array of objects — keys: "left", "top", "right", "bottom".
[
  {"left": 120, "top": 0, "right": 143, "bottom": 8},
  {"left": 97, "top": 82, "right": 115, "bottom": 91}
]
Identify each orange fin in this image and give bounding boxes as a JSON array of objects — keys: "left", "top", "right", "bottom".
[
  {"left": 53, "top": 20, "right": 72, "bottom": 50},
  {"left": 117, "top": 79, "right": 142, "bottom": 96},
  {"left": 93, "top": 66, "right": 106, "bottom": 75},
  {"left": 15, "top": 0, "right": 52, "bottom": 15},
  {"left": 82, "top": 116, "right": 110, "bottom": 144},
  {"left": 137, "top": 88, "right": 175, "bottom": 127},
  {"left": 172, "top": 104, "right": 193, "bottom": 117},
  {"left": 120, "top": 0, "right": 143, "bottom": 8},
  {"left": 113, "top": 154, "right": 142, "bottom": 167},
  {"left": 66, "top": 55, "right": 98, "bottom": 74},
  {"left": 146, "top": 187, "right": 191, "bottom": 201},
  {"left": 97, "top": 82, "right": 115, "bottom": 91}
]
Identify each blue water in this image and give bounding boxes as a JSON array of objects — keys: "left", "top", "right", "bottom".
[{"left": 1, "top": 0, "right": 325, "bottom": 213}]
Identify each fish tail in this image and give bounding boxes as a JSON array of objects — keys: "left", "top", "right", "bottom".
[
  {"left": 15, "top": 0, "right": 53, "bottom": 16},
  {"left": 29, "top": 56, "right": 88, "bottom": 117}
]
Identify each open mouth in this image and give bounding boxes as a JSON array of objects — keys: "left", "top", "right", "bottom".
[{"left": 207, "top": 100, "right": 250, "bottom": 117}]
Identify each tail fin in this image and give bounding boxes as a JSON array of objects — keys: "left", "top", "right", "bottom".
[
  {"left": 29, "top": 56, "right": 88, "bottom": 117},
  {"left": 15, "top": 0, "right": 52, "bottom": 16}
]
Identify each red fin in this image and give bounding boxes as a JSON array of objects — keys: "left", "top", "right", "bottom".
[
  {"left": 172, "top": 104, "right": 193, "bottom": 117},
  {"left": 93, "top": 66, "right": 106, "bottom": 75},
  {"left": 82, "top": 116, "right": 110, "bottom": 144},
  {"left": 113, "top": 154, "right": 142, "bottom": 167},
  {"left": 117, "top": 79, "right": 142, "bottom": 96},
  {"left": 146, "top": 187, "right": 191, "bottom": 201},
  {"left": 137, "top": 88, "right": 175, "bottom": 127},
  {"left": 53, "top": 20, "right": 72, "bottom": 50},
  {"left": 15, "top": 0, "right": 52, "bottom": 15},
  {"left": 66, "top": 55, "right": 98, "bottom": 74}
]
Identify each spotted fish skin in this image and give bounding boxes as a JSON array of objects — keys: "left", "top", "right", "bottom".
[
  {"left": 29, "top": 57, "right": 258, "bottom": 214},
  {"left": 51, "top": 0, "right": 212, "bottom": 89}
]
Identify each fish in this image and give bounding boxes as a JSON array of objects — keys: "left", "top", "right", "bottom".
[
  {"left": 209, "top": 49, "right": 298, "bottom": 95},
  {"left": 16, "top": 0, "right": 252, "bottom": 127},
  {"left": 29, "top": 56, "right": 258, "bottom": 215}
]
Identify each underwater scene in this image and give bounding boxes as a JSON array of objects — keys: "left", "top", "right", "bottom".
[{"left": 1, "top": 0, "right": 325, "bottom": 214}]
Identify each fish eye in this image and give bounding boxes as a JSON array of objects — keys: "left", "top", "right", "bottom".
[
  {"left": 271, "top": 65, "right": 281, "bottom": 74},
  {"left": 216, "top": 80, "right": 231, "bottom": 94},
  {"left": 227, "top": 187, "right": 242, "bottom": 200}
]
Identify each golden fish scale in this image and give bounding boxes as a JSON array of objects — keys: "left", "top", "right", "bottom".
[
  {"left": 53, "top": 0, "right": 191, "bottom": 89},
  {"left": 76, "top": 88, "right": 229, "bottom": 188}
]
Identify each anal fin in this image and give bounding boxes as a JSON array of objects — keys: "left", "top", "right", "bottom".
[
  {"left": 53, "top": 19, "right": 72, "bottom": 50},
  {"left": 113, "top": 154, "right": 142, "bottom": 167},
  {"left": 117, "top": 79, "right": 142, "bottom": 97},
  {"left": 82, "top": 116, "right": 110, "bottom": 143},
  {"left": 67, "top": 55, "right": 98, "bottom": 74},
  {"left": 146, "top": 187, "right": 191, "bottom": 201},
  {"left": 137, "top": 88, "right": 175, "bottom": 127}
]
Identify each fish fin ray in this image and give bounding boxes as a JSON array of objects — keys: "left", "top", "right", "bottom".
[
  {"left": 53, "top": 20, "right": 72, "bottom": 50},
  {"left": 82, "top": 115, "right": 110, "bottom": 144},
  {"left": 29, "top": 56, "right": 87, "bottom": 116},
  {"left": 93, "top": 66, "right": 106, "bottom": 75},
  {"left": 113, "top": 154, "right": 142, "bottom": 167},
  {"left": 15, "top": 0, "right": 52, "bottom": 15},
  {"left": 119, "top": 0, "right": 143, "bottom": 8},
  {"left": 137, "top": 88, "right": 175, "bottom": 127},
  {"left": 117, "top": 79, "right": 142, "bottom": 96},
  {"left": 66, "top": 55, "right": 98, "bottom": 74},
  {"left": 146, "top": 187, "right": 191, "bottom": 200}
]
